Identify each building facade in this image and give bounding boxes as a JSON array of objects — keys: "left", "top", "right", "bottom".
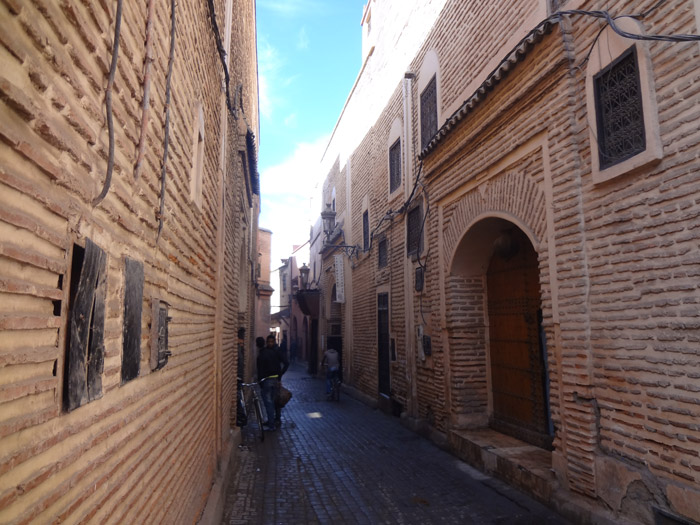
[
  {"left": 318, "top": 0, "right": 700, "bottom": 523},
  {"left": 254, "top": 228, "right": 274, "bottom": 351},
  {"left": 0, "top": 0, "right": 259, "bottom": 522}
]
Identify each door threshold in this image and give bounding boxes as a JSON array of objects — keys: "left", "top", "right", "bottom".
[{"left": 449, "top": 427, "right": 555, "bottom": 503}]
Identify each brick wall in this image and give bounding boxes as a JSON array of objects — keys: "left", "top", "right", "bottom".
[
  {"left": 319, "top": 0, "right": 700, "bottom": 521},
  {"left": 0, "top": 0, "right": 258, "bottom": 522}
]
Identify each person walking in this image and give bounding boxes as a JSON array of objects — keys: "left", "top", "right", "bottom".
[
  {"left": 257, "top": 334, "right": 287, "bottom": 431},
  {"left": 322, "top": 347, "right": 340, "bottom": 398},
  {"left": 274, "top": 336, "right": 290, "bottom": 425}
]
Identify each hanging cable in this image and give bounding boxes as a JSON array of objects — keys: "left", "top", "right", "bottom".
[
  {"left": 206, "top": 0, "right": 235, "bottom": 116},
  {"left": 134, "top": 0, "right": 156, "bottom": 180},
  {"left": 157, "top": 0, "right": 176, "bottom": 241},
  {"left": 551, "top": 6, "right": 700, "bottom": 43},
  {"left": 93, "top": 0, "right": 123, "bottom": 207}
]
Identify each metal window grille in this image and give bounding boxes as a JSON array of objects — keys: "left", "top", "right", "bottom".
[
  {"left": 407, "top": 205, "right": 422, "bottom": 256},
  {"left": 363, "top": 210, "right": 370, "bottom": 251},
  {"left": 389, "top": 139, "right": 401, "bottom": 193},
  {"left": 378, "top": 238, "right": 388, "bottom": 268},
  {"left": 594, "top": 47, "right": 645, "bottom": 169},
  {"left": 421, "top": 75, "right": 438, "bottom": 150}
]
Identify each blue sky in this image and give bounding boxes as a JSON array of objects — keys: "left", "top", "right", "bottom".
[{"left": 256, "top": 0, "right": 367, "bottom": 274}]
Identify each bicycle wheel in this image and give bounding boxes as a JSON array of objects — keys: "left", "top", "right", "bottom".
[
  {"left": 236, "top": 389, "right": 248, "bottom": 427},
  {"left": 252, "top": 394, "right": 265, "bottom": 442}
]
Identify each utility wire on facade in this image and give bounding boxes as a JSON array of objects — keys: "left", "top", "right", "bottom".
[
  {"left": 93, "top": 0, "right": 124, "bottom": 207},
  {"left": 157, "top": 0, "right": 177, "bottom": 241}
]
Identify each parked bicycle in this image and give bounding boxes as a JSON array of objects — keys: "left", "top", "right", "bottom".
[{"left": 237, "top": 379, "right": 266, "bottom": 442}]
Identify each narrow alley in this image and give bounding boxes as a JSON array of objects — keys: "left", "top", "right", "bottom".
[{"left": 222, "top": 364, "right": 568, "bottom": 525}]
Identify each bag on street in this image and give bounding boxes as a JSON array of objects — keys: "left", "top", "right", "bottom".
[{"left": 279, "top": 383, "right": 292, "bottom": 407}]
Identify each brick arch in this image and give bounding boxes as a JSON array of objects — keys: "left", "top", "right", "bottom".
[{"left": 443, "top": 170, "right": 547, "bottom": 273}]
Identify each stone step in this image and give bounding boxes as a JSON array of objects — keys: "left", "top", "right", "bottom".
[{"left": 449, "top": 428, "right": 556, "bottom": 503}]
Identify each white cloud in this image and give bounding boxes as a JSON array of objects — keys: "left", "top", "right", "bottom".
[
  {"left": 257, "top": 36, "right": 283, "bottom": 119},
  {"left": 259, "top": 136, "right": 330, "bottom": 272},
  {"left": 297, "top": 27, "right": 309, "bottom": 50}
]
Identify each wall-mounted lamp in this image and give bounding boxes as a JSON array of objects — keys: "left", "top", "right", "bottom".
[
  {"left": 321, "top": 203, "right": 336, "bottom": 240},
  {"left": 299, "top": 263, "right": 310, "bottom": 290},
  {"left": 321, "top": 203, "right": 360, "bottom": 258}
]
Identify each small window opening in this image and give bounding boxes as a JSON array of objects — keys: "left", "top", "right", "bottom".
[
  {"left": 389, "top": 138, "right": 401, "bottom": 193},
  {"left": 362, "top": 210, "right": 370, "bottom": 252},
  {"left": 64, "top": 239, "right": 107, "bottom": 412},
  {"left": 150, "top": 299, "right": 171, "bottom": 371},
  {"left": 407, "top": 205, "right": 423, "bottom": 256},
  {"left": 122, "top": 257, "right": 144, "bottom": 384},
  {"left": 594, "top": 47, "right": 645, "bottom": 169},
  {"left": 420, "top": 75, "right": 438, "bottom": 150},
  {"left": 378, "top": 238, "right": 388, "bottom": 268}
]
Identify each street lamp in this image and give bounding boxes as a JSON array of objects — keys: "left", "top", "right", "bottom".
[
  {"left": 321, "top": 203, "right": 336, "bottom": 241},
  {"left": 320, "top": 203, "right": 360, "bottom": 258},
  {"left": 299, "top": 263, "right": 310, "bottom": 290}
]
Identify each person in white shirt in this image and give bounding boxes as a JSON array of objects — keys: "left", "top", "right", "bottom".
[{"left": 322, "top": 348, "right": 340, "bottom": 396}]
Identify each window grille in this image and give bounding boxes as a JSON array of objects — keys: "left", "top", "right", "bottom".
[
  {"left": 594, "top": 47, "right": 645, "bottom": 169},
  {"left": 421, "top": 75, "right": 438, "bottom": 150},
  {"left": 363, "top": 210, "right": 370, "bottom": 251},
  {"left": 407, "top": 205, "right": 422, "bottom": 256},
  {"left": 378, "top": 238, "right": 388, "bottom": 268},
  {"left": 389, "top": 139, "right": 401, "bottom": 193}
]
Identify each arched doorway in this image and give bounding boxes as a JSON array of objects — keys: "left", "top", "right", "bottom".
[
  {"left": 449, "top": 217, "right": 552, "bottom": 448},
  {"left": 486, "top": 226, "right": 551, "bottom": 448}
]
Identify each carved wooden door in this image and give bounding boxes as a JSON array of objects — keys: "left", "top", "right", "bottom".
[{"left": 487, "top": 228, "right": 550, "bottom": 447}]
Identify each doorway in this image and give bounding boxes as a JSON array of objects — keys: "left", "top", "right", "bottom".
[
  {"left": 487, "top": 227, "right": 552, "bottom": 448},
  {"left": 377, "top": 293, "right": 390, "bottom": 397}
]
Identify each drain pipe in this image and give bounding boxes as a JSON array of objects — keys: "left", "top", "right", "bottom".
[{"left": 402, "top": 71, "right": 418, "bottom": 418}]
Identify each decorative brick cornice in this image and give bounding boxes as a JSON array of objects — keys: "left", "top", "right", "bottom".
[{"left": 419, "top": 19, "right": 557, "bottom": 160}]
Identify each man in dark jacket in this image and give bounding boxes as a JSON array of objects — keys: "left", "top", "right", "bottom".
[{"left": 257, "top": 334, "right": 288, "bottom": 430}]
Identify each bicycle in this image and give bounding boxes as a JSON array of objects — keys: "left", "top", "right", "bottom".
[{"left": 237, "top": 379, "right": 266, "bottom": 442}]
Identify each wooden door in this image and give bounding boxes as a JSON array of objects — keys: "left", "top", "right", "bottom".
[
  {"left": 377, "top": 293, "right": 391, "bottom": 396},
  {"left": 487, "top": 228, "right": 551, "bottom": 447}
]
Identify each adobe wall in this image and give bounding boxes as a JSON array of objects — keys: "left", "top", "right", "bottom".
[
  {"left": 327, "top": 0, "right": 700, "bottom": 522},
  {"left": 0, "top": 0, "right": 258, "bottom": 522},
  {"left": 421, "top": 1, "right": 700, "bottom": 521}
]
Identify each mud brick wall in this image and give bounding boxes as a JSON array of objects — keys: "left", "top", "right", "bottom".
[
  {"left": 320, "top": 0, "right": 700, "bottom": 521},
  {"left": 0, "top": 0, "right": 258, "bottom": 522}
]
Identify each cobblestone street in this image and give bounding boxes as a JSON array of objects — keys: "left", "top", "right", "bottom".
[{"left": 222, "top": 363, "right": 568, "bottom": 524}]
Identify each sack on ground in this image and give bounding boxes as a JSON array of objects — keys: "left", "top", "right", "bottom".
[{"left": 279, "top": 384, "right": 292, "bottom": 407}]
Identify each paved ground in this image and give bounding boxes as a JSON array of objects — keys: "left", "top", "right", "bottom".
[{"left": 222, "top": 363, "right": 569, "bottom": 524}]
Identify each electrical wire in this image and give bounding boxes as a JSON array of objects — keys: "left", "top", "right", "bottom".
[
  {"left": 134, "top": 0, "right": 156, "bottom": 180},
  {"left": 207, "top": 0, "right": 235, "bottom": 117},
  {"left": 364, "top": 160, "right": 425, "bottom": 256},
  {"left": 552, "top": 6, "right": 700, "bottom": 43},
  {"left": 93, "top": 0, "right": 123, "bottom": 207},
  {"left": 157, "top": 0, "right": 176, "bottom": 241}
]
